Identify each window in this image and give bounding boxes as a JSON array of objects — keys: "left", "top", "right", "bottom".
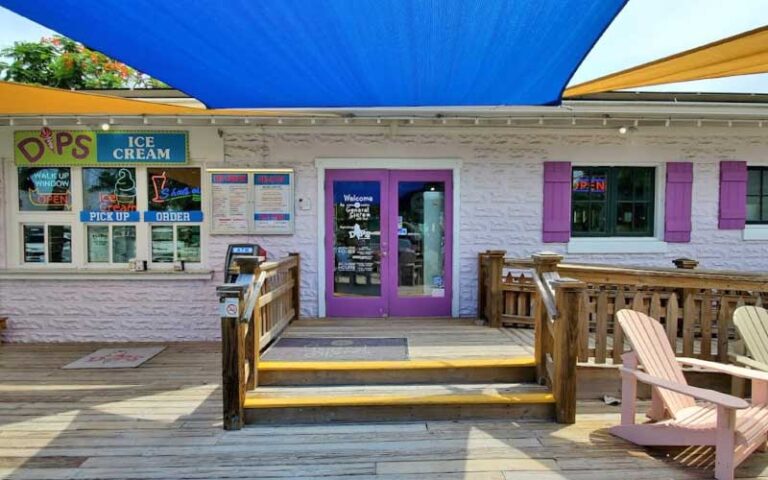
[
  {"left": 87, "top": 225, "right": 136, "bottom": 263},
  {"left": 12, "top": 164, "right": 204, "bottom": 269},
  {"left": 572, "top": 167, "right": 655, "bottom": 237},
  {"left": 747, "top": 167, "right": 768, "bottom": 224},
  {"left": 147, "top": 167, "right": 201, "bottom": 212},
  {"left": 23, "top": 224, "right": 72, "bottom": 263},
  {"left": 151, "top": 225, "right": 201, "bottom": 263},
  {"left": 83, "top": 167, "right": 137, "bottom": 213},
  {"left": 18, "top": 167, "right": 72, "bottom": 211}
]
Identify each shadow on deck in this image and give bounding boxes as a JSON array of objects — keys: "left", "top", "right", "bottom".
[{"left": 3, "top": 342, "right": 760, "bottom": 479}]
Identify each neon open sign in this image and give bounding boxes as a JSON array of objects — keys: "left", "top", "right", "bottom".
[{"left": 573, "top": 176, "right": 606, "bottom": 193}]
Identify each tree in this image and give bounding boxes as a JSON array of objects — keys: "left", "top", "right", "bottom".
[{"left": 0, "top": 35, "right": 166, "bottom": 89}]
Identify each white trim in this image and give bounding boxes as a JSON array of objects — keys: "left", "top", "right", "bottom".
[
  {"left": 0, "top": 269, "right": 213, "bottom": 280},
  {"left": 568, "top": 163, "right": 668, "bottom": 254},
  {"left": 743, "top": 225, "right": 768, "bottom": 241},
  {"left": 567, "top": 237, "right": 669, "bottom": 254},
  {"left": 315, "top": 158, "right": 463, "bottom": 317}
]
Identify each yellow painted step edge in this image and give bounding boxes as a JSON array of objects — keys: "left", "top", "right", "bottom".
[
  {"left": 259, "top": 357, "right": 536, "bottom": 371},
  {"left": 244, "top": 392, "right": 554, "bottom": 409}
]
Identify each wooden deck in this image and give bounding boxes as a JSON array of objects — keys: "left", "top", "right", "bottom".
[
  {"left": 276, "top": 317, "right": 535, "bottom": 359},
  {"left": 4, "top": 343, "right": 768, "bottom": 479}
]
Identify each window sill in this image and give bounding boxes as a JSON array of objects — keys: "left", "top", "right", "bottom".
[
  {"left": 743, "top": 225, "right": 768, "bottom": 241},
  {"left": 0, "top": 269, "right": 214, "bottom": 281},
  {"left": 567, "top": 237, "right": 668, "bottom": 254}
]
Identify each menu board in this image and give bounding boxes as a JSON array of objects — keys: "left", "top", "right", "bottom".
[
  {"left": 253, "top": 172, "right": 294, "bottom": 235},
  {"left": 208, "top": 169, "right": 295, "bottom": 235},
  {"left": 210, "top": 173, "right": 250, "bottom": 234}
]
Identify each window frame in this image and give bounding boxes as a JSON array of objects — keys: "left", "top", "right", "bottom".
[
  {"left": 571, "top": 166, "right": 656, "bottom": 238},
  {"left": 148, "top": 223, "right": 202, "bottom": 265},
  {"left": 84, "top": 223, "right": 138, "bottom": 265},
  {"left": 21, "top": 222, "right": 73, "bottom": 265},
  {"left": 5, "top": 161, "right": 207, "bottom": 271},
  {"left": 747, "top": 166, "right": 768, "bottom": 225}
]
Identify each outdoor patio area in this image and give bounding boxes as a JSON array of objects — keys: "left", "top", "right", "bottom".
[{"left": 3, "top": 342, "right": 768, "bottom": 480}]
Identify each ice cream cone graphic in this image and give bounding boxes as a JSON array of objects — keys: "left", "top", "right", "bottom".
[
  {"left": 114, "top": 168, "right": 136, "bottom": 205},
  {"left": 40, "top": 127, "right": 54, "bottom": 151}
]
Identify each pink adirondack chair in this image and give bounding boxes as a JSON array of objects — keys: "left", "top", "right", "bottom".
[{"left": 613, "top": 309, "right": 768, "bottom": 480}]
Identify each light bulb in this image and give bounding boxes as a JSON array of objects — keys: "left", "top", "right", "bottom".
[{"left": 100, "top": 123, "right": 110, "bottom": 131}]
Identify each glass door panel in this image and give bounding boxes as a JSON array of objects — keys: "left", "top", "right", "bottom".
[
  {"left": 388, "top": 170, "right": 452, "bottom": 317},
  {"left": 332, "top": 180, "right": 382, "bottom": 298},
  {"left": 396, "top": 181, "right": 446, "bottom": 298},
  {"left": 325, "top": 170, "right": 389, "bottom": 317}
]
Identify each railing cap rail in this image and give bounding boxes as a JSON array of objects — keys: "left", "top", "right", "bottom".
[
  {"left": 216, "top": 283, "right": 247, "bottom": 296},
  {"left": 503, "top": 256, "right": 768, "bottom": 292}
]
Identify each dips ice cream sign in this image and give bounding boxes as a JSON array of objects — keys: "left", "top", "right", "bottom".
[{"left": 14, "top": 129, "right": 188, "bottom": 165}]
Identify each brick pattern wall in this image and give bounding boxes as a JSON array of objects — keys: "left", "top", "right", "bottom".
[{"left": 2, "top": 127, "right": 767, "bottom": 342}]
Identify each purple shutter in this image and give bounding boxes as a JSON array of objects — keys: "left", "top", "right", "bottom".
[
  {"left": 542, "top": 162, "right": 571, "bottom": 243},
  {"left": 664, "top": 163, "right": 693, "bottom": 242},
  {"left": 719, "top": 161, "right": 747, "bottom": 229}
]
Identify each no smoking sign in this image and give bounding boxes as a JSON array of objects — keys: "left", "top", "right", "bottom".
[{"left": 220, "top": 297, "right": 240, "bottom": 318}]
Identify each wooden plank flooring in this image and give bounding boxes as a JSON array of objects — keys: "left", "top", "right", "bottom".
[
  {"left": 277, "top": 317, "right": 535, "bottom": 359},
  {"left": 3, "top": 342, "right": 768, "bottom": 478}
]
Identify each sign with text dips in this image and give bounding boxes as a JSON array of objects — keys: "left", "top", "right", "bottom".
[{"left": 14, "top": 128, "right": 188, "bottom": 165}]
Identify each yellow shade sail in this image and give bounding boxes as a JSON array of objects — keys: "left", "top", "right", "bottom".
[
  {"left": 0, "top": 81, "right": 326, "bottom": 117},
  {"left": 565, "top": 25, "right": 768, "bottom": 97}
]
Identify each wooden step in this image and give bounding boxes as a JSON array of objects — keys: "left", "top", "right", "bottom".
[
  {"left": 244, "top": 383, "right": 554, "bottom": 424},
  {"left": 258, "top": 357, "right": 536, "bottom": 385}
]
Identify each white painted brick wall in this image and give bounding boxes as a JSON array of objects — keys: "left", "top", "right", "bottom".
[{"left": 2, "top": 126, "right": 768, "bottom": 342}]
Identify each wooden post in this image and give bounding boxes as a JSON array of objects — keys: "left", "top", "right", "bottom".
[
  {"left": 478, "top": 252, "right": 488, "bottom": 321},
  {"left": 289, "top": 252, "right": 301, "bottom": 320},
  {"left": 487, "top": 250, "right": 506, "bottom": 328},
  {"left": 532, "top": 252, "right": 564, "bottom": 384},
  {"left": 552, "top": 278, "right": 585, "bottom": 424},
  {"left": 217, "top": 283, "right": 247, "bottom": 431},
  {"left": 235, "top": 257, "right": 262, "bottom": 390}
]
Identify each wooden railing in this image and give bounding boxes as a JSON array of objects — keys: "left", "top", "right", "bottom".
[
  {"left": 478, "top": 251, "right": 537, "bottom": 327},
  {"left": 480, "top": 250, "right": 768, "bottom": 422},
  {"left": 529, "top": 253, "right": 584, "bottom": 424},
  {"left": 556, "top": 262, "right": 768, "bottom": 365},
  {"left": 486, "top": 251, "right": 768, "bottom": 366},
  {"left": 480, "top": 251, "right": 584, "bottom": 423},
  {"left": 216, "top": 253, "right": 300, "bottom": 430}
]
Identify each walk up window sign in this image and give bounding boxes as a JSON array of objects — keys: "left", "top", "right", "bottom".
[{"left": 208, "top": 169, "right": 294, "bottom": 235}]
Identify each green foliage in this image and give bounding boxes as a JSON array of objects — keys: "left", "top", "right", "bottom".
[{"left": 0, "top": 35, "right": 166, "bottom": 89}]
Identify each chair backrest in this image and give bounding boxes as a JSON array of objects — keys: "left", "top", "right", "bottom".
[
  {"left": 616, "top": 309, "right": 696, "bottom": 417},
  {"left": 733, "top": 306, "right": 768, "bottom": 365}
]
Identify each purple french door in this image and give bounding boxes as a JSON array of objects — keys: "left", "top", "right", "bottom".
[{"left": 325, "top": 169, "right": 452, "bottom": 317}]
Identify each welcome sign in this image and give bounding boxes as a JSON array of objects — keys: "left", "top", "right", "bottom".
[{"left": 14, "top": 129, "right": 188, "bottom": 166}]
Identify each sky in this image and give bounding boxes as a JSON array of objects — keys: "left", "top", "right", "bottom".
[{"left": 0, "top": 0, "right": 767, "bottom": 94}]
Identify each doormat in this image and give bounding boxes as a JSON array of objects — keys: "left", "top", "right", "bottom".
[
  {"left": 62, "top": 347, "right": 165, "bottom": 369},
  {"left": 262, "top": 337, "right": 408, "bottom": 361}
]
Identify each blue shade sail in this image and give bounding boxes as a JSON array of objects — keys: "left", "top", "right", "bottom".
[{"left": 1, "top": 0, "right": 626, "bottom": 108}]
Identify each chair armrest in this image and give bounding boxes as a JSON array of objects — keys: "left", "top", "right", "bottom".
[
  {"left": 621, "top": 367, "right": 749, "bottom": 410},
  {"left": 677, "top": 357, "right": 768, "bottom": 381},
  {"left": 727, "top": 354, "right": 768, "bottom": 373}
]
